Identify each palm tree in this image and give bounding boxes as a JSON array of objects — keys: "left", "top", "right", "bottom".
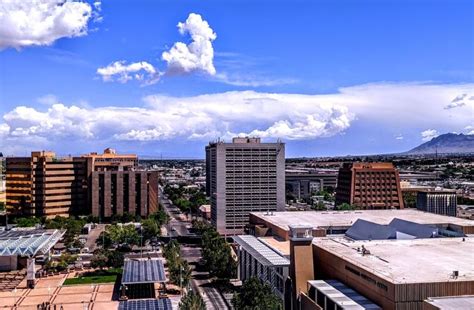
[
  {"left": 178, "top": 291, "right": 206, "bottom": 310},
  {"left": 170, "top": 259, "right": 192, "bottom": 289}
]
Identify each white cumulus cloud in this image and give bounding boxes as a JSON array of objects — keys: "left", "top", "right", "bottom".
[
  {"left": 465, "top": 125, "right": 474, "bottom": 135},
  {"left": 0, "top": 91, "right": 354, "bottom": 145},
  {"left": 0, "top": 0, "right": 98, "bottom": 50},
  {"left": 162, "top": 13, "right": 217, "bottom": 76},
  {"left": 97, "top": 61, "right": 160, "bottom": 85},
  {"left": 444, "top": 93, "right": 473, "bottom": 109},
  {"left": 97, "top": 13, "right": 217, "bottom": 85},
  {"left": 1, "top": 82, "right": 473, "bottom": 153},
  {"left": 0, "top": 123, "right": 10, "bottom": 137},
  {"left": 421, "top": 129, "right": 439, "bottom": 141}
]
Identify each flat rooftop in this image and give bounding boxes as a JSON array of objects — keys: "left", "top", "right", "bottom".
[
  {"left": 258, "top": 237, "right": 290, "bottom": 256},
  {"left": 424, "top": 295, "right": 474, "bottom": 309},
  {"left": 251, "top": 209, "right": 474, "bottom": 232},
  {"left": 233, "top": 235, "right": 289, "bottom": 266},
  {"left": 314, "top": 237, "right": 474, "bottom": 284}
]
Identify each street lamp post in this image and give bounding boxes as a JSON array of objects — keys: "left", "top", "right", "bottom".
[
  {"left": 140, "top": 226, "right": 144, "bottom": 258},
  {"left": 47, "top": 285, "right": 51, "bottom": 307},
  {"left": 13, "top": 287, "right": 17, "bottom": 307},
  {"left": 180, "top": 265, "right": 183, "bottom": 296}
]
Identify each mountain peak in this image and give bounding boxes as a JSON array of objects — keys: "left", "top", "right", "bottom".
[{"left": 407, "top": 133, "right": 474, "bottom": 154}]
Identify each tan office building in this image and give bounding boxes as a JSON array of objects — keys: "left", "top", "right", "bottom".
[
  {"left": 6, "top": 151, "right": 87, "bottom": 217},
  {"left": 6, "top": 149, "right": 158, "bottom": 218},
  {"left": 82, "top": 148, "right": 137, "bottom": 171}
]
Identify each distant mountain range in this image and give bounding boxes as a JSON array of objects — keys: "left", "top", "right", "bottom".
[{"left": 407, "top": 133, "right": 474, "bottom": 154}]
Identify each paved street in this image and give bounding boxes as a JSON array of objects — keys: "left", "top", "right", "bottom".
[
  {"left": 160, "top": 188, "right": 191, "bottom": 237},
  {"left": 83, "top": 223, "right": 106, "bottom": 252},
  {"left": 160, "top": 187, "right": 231, "bottom": 309},
  {"left": 180, "top": 245, "right": 230, "bottom": 310}
]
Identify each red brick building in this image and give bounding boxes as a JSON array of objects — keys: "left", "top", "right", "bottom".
[{"left": 335, "top": 162, "right": 404, "bottom": 209}]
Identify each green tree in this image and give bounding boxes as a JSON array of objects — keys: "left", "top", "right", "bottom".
[
  {"left": 335, "top": 203, "right": 356, "bottom": 210},
  {"left": 179, "top": 291, "right": 206, "bottom": 310},
  {"left": 191, "top": 219, "right": 210, "bottom": 235},
  {"left": 44, "top": 216, "right": 86, "bottom": 247},
  {"left": 163, "top": 239, "right": 180, "bottom": 266},
  {"left": 232, "top": 277, "right": 282, "bottom": 310},
  {"left": 311, "top": 201, "right": 327, "bottom": 211},
  {"left": 169, "top": 259, "right": 192, "bottom": 289},
  {"left": 149, "top": 210, "right": 170, "bottom": 226},
  {"left": 121, "top": 212, "right": 135, "bottom": 223},
  {"left": 402, "top": 192, "right": 417, "bottom": 208},
  {"left": 175, "top": 198, "right": 192, "bottom": 214},
  {"left": 15, "top": 216, "right": 41, "bottom": 227},
  {"left": 90, "top": 252, "right": 108, "bottom": 270},
  {"left": 106, "top": 250, "right": 125, "bottom": 268},
  {"left": 201, "top": 227, "right": 237, "bottom": 281},
  {"left": 96, "top": 224, "right": 140, "bottom": 249},
  {"left": 189, "top": 190, "right": 207, "bottom": 212},
  {"left": 142, "top": 218, "right": 160, "bottom": 240}
]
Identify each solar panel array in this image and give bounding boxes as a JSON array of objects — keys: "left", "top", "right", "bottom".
[
  {"left": 118, "top": 298, "right": 172, "bottom": 310},
  {"left": 122, "top": 258, "right": 166, "bottom": 284}
]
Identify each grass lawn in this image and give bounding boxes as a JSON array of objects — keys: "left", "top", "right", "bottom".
[{"left": 63, "top": 268, "right": 122, "bottom": 285}]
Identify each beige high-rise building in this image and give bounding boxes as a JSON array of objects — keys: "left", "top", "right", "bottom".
[
  {"left": 6, "top": 151, "right": 87, "bottom": 217},
  {"left": 6, "top": 148, "right": 158, "bottom": 218},
  {"left": 206, "top": 137, "right": 285, "bottom": 235},
  {"left": 82, "top": 148, "right": 137, "bottom": 171}
]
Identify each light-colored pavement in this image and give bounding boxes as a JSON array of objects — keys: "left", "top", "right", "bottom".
[
  {"left": 0, "top": 273, "right": 118, "bottom": 309},
  {"left": 84, "top": 224, "right": 106, "bottom": 252}
]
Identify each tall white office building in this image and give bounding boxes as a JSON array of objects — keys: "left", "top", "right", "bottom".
[{"left": 206, "top": 137, "right": 285, "bottom": 235}]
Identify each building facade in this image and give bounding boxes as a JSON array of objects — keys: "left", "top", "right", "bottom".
[
  {"left": 6, "top": 149, "right": 158, "bottom": 218},
  {"left": 417, "top": 189, "right": 457, "bottom": 217},
  {"left": 335, "top": 162, "right": 404, "bottom": 209},
  {"left": 82, "top": 148, "right": 137, "bottom": 171},
  {"left": 234, "top": 235, "right": 289, "bottom": 302},
  {"left": 6, "top": 152, "right": 88, "bottom": 217},
  {"left": 206, "top": 137, "right": 285, "bottom": 235},
  {"left": 285, "top": 171, "right": 338, "bottom": 201},
  {"left": 90, "top": 171, "right": 159, "bottom": 218}
]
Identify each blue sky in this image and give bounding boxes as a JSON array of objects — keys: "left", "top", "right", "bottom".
[{"left": 0, "top": 0, "right": 473, "bottom": 158}]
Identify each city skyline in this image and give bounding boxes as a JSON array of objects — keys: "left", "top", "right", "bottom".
[{"left": 1, "top": 0, "right": 473, "bottom": 158}]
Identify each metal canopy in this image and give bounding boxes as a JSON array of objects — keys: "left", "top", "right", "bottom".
[
  {"left": 309, "top": 279, "right": 381, "bottom": 310},
  {"left": 122, "top": 258, "right": 167, "bottom": 284},
  {"left": 118, "top": 298, "right": 172, "bottom": 310},
  {"left": 0, "top": 229, "right": 65, "bottom": 256},
  {"left": 233, "top": 235, "right": 289, "bottom": 266}
]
